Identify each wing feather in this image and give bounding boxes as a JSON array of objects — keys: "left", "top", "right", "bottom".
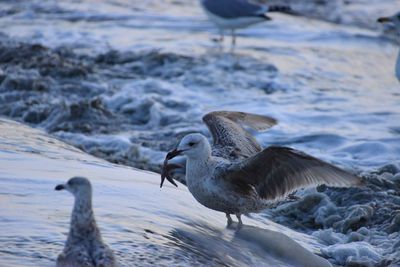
[
  {"left": 203, "top": 111, "right": 277, "bottom": 159},
  {"left": 221, "top": 146, "right": 363, "bottom": 200},
  {"left": 201, "top": 0, "right": 267, "bottom": 19}
]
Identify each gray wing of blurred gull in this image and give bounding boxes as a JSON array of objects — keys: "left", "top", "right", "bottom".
[{"left": 201, "top": 0, "right": 268, "bottom": 19}]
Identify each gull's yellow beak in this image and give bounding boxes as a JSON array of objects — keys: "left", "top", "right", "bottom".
[{"left": 377, "top": 17, "right": 392, "bottom": 23}]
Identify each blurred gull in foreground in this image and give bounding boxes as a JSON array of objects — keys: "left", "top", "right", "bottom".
[
  {"left": 161, "top": 111, "right": 363, "bottom": 227},
  {"left": 200, "top": 0, "right": 295, "bottom": 50},
  {"left": 378, "top": 12, "right": 400, "bottom": 81},
  {"left": 55, "top": 177, "right": 116, "bottom": 267}
]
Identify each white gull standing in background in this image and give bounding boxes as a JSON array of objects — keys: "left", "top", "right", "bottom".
[
  {"left": 55, "top": 177, "right": 116, "bottom": 267},
  {"left": 161, "top": 111, "right": 363, "bottom": 227},
  {"left": 199, "top": 0, "right": 296, "bottom": 50},
  {"left": 378, "top": 12, "right": 400, "bottom": 82}
]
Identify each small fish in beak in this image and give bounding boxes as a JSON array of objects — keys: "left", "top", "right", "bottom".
[{"left": 160, "top": 148, "right": 183, "bottom": 188}]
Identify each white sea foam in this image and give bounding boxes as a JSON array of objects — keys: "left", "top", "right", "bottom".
[{"left": 321, "top": 242, "right": 382, "bottom": 265}]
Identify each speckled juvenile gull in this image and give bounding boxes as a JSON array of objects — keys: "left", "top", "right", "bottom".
[
  {"left": 200, "top": 0, "right": 294, "bottom": 49},
  {"left": 161, "top": 111, "right": 363, "bottom": 227},
  {"left": 55, "top": 177, "right": 116, "bottom": 267},
  {"left": 378, "top": 12, "right": 400, "bottom": 81}
]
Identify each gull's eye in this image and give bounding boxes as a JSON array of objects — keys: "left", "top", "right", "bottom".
[{"left": 188, "top": 142, "right": 196, "bottom": 147}]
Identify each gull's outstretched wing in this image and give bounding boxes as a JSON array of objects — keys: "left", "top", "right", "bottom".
[
  {"left": 219, "top": 146, "right": 363, "bottom": 200},
  {"left": 203, "top": 111, "right": 277, "bottom": 159},
  {"left": 201, "top": 0, "right": 267, "bottom": 19}
]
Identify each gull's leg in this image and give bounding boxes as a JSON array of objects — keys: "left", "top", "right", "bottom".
[
  {"left": 236, "top": 214, "right": 243, "bottom": 228},
  {"left": 211, "top": 30, "right": 224, "bottom": 42},
  {"left": 219, "top": 29, "right": 224, "bottom": 42},
  {"left": 230, "top": 30, "right": 236, "bottom": 53},
  {"left": 217, "top": 29, "right": 224, "bottom": 52},
  {"left": 226, "top": 213, "right": 233, "bottom": 226}
]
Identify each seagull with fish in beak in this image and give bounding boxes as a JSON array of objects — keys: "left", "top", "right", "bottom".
[
  {"left": 161, "top": 111, "right": 364, "bottom": 228},
  {"left": 55, "top": 177, "right": 116, "bottom": 267}
]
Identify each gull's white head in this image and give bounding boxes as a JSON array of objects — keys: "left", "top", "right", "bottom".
[
  {"left": 55, "top": 176, "right": 92, "bottom": 198},
  {"left": 176, "top": 133, "right": 211, "bottom": 159},
  {"left": 161, "top": 133, "right": 211, "bottom": 187},
  {"left": 378, "top": 12, "right": 400, "bottom": 29}
]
